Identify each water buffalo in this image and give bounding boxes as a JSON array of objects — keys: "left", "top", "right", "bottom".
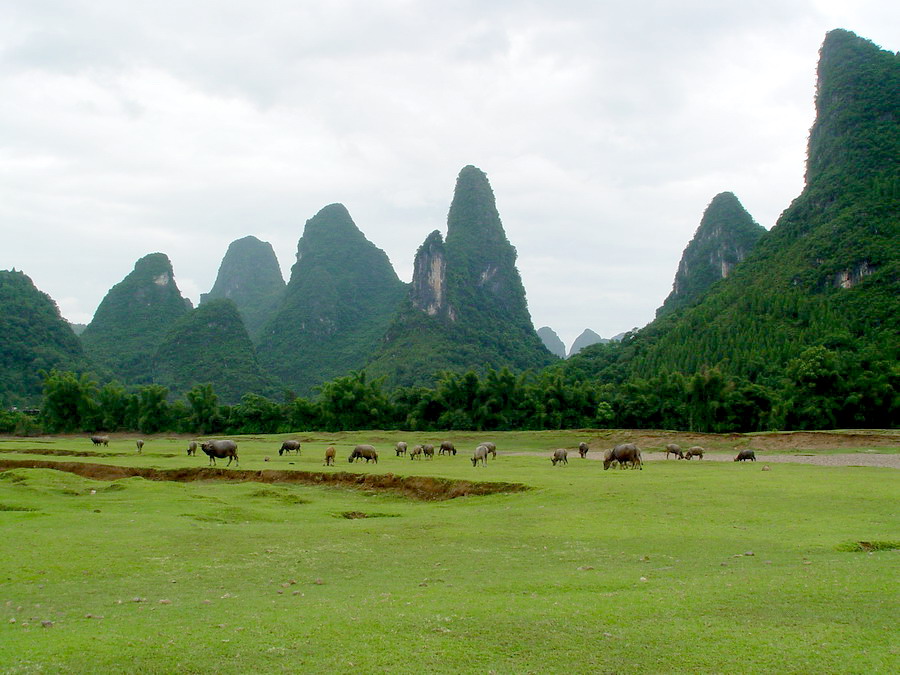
[
  {"left": 665, "top": 443, "right": 684, "bottom": 459},
  {"left": 278, "top": 440, "right": 301, "bottom": 456},
  {"left": 578, "top": 442, "right": 589, "bottom": 458},
  {"left": 90, "top": 435, "right": 109, "bottom": 447},
  {"left": 395, "top": 442, "right": 407, "bottom": 457},
  {"left": 734, "top": 449, "right": 756, "bottom": 462},
  {"left": 551, "top": 448, "right": 568, "bottom": 465},
  {"left": 422, "top": 444, "right": 435, "bottom": 459},
  {"left": 472, "top": 445, "right": 489, "bottom": 467},
  {"left": 685, "top": 446, "right": 704, "bottom": 460},
  {"left": 481, "top": 442, "right": 497, "bottom": 458},
  {"left": 349, "top": 445, "right": 378, "bottom": 463},
  {"left": 135, "top": 439, "right": 144, "bottom": 453},
  {"left": 409, "top": 445, "right": 423, "bottom": 460},
  {"left": 324, "top": 446, "right": 336, "bottom": 466},
  {"left": 439, "top": 441, "right": 456, "bottom": 456},
  {"left": 603, "top": 443, "right": 642, "bottom": 470},
  {"left": 187, "top": 441, "right": 197, "bottom": 456},
  {"left": 201, "top": 440, "right": 239, "bottom": 467}
]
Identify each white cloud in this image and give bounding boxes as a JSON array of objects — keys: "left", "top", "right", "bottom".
[{"left": 0, "top": 1, "right": 896, "bottom": 353}]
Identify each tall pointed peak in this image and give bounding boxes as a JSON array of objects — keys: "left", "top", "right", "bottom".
[{"left": 446, "top": 165, "right": 508, "bottom": 247}]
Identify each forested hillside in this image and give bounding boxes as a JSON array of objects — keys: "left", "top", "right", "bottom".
[
  {"left": 80, "top": 253, "right": 192, "bottom": 384},
  {"left": 153, "top": 299, "right": 275, "bottom": 403},
  {"left": 657, "top": 192, "right": 766, "bottom": 317},
  {"left": 256, "top": 204, "right": 408, "bottom": 396},
  {"left": 366, "top": 166, "right": 554, "bottom": 386},
  {"left": 0, "top": 270, "right": 90, "bottom": 406},
  {"left": 560, "top": 29, "right": 899, "bottom": 429},
  {"left": 200, "top": 236, "right": 285, "bottom": 342}
]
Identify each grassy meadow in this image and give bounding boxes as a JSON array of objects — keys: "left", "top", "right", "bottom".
[{"left": 0, "top": 431, "right": 897, "bottom": 673}]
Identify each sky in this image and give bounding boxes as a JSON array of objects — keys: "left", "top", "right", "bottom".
[{"left": 1, "top": 1, "right": 896, "bottom": 351}]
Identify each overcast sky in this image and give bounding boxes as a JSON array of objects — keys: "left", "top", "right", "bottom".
[{"left": 1, "top": 1, "right": 896, "bottom": 350}]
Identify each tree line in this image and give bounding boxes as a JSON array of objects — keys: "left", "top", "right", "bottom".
[{"left": 1, "top": 343, "right": 894, "bottom": 436}]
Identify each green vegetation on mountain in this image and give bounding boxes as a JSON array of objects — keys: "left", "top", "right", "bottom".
[
  {"left": 80, "top": 253, "right": 191, "bottom": 384},
  {"left": 559, "top": 30, "right": 899, "bottom": 422},
  {"left": 200, "top": 235, "right": 285, "bottom": 342},
  {"left": 0, "top": 270, "right": 90, "bottom": 406},
  {"left": 153, "top": 299, "right": 275, "bottom": 404},
  {"left": 568, "top": 329, "right": 607, "bottom": 357},
  {"left": 256, "top": 204, "right": 408, "bottom": 396},
  {"left": 657, "top": 192, "right": 766, "bottom": 317},
  {"left": 366, "top": 166, "right": 554, "bottom": 386},
  {"left": 537, "top": 327, "right": 566, "bottom": 358}
]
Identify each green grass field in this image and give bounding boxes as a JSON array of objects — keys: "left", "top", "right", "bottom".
[{"left": 0, "top": 431, "right": 897, "bottom": 673}]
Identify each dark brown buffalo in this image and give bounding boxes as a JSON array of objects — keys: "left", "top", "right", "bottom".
[
  {"left": 578, "top": 442, "right": 589, "bottom": 458},
  {"left": 90, "top": 435, "right": 109, "bottom": 447},
  {"left": 439, "top": 441, "right": 456, "bottom": 456},
  {"left": 665, "top": 443, "right": 684, "bottom": 459},
  {"left": 422, "top": 444, "right": 435, "bottom": 459},
  {"left": 279, "top": 440, "right": 301, "bottom": 456},
  {"left": 349, "top": 445, "right": 378, "bottom": 463},
  {"left": 201, "top": 440, "right": 239, "bottom": 467},
  {"left": 551, "top": 448, "right": 568, "bottom": 465},
  {"left": 324, "top": 446, "right": 336, "bottom": 466},
  {"left": 734, "top": 449, "right": 756, "bottom": 462},
  {"left": 603, "top": 443, "right": 642, "bottom": 470},
  {"left": 685, "top": 446, "right": 704, "bottom": 460}
]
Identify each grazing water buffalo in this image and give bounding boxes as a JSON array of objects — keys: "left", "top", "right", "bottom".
[
  {"left": 201, "top": 440, "right": 239, "bottom": 467},
  {"left": 409, "top": 445, "right": 423, "bottom": 460},
  {"left": 278, "top": 440, "right": 301, "bottom": 456},
  {"left": 734, "top": 449, "right": 756, "bottom": 462},
  {"left": 324, "top": 446, "right": 336, "bottom": 466},
  {"left": 187, "top": 441, "right": 197, "bottom": 456},
  {"left": 685, "top": 446, "right": 704, "bottom": 460},
  {"left": 395, "top": 442, "right": 407, "bottom": 457},
  {"left": 472, "top": 445, "right": 489, "bottom": 467},
  {"left": 422, "top": 444, "right": 435, "bottom": 459},
  {"left": 551, "top": 448, "right": 568, "bottom": 466},
  {"left": 665, "top": 443, "right": 684, "bottom": 459},
  {"left": 603, "top": 443, "right": 642, "bottom": 470},
  {"left": 439, "top": 441, "right": 456, "bottom": 456},
  {"left": 481, "top": 442, "right": 497, "bottom": 458},
  {"left": 135, "top": 439, "right": 144, "bottom": 453},
  {"left": 578, "top": 442, "right": 589, "bottom": 458},
  {"left": 349, "top": 445, "right": 378, "bottom": 463},
  {"left": 90, "top": 435, "right": 109, "bottom": 447}
]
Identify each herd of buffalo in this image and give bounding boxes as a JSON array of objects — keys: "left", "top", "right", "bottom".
[{"left": 89, "top": 435, "right": 758, "bottom": 468}]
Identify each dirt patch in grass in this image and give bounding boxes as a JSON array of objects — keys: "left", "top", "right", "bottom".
[
  {"left": 0, "top": 448, "right": 128, "bottom": 458},
  {"left": 837, "top": 540, "right": 900, "bottom": 553},
  {"left": 0, "top": 459, "right": 528, "bottom": 501},
  {"left": 337, "top": 511, "right": 400, "bottom": 519}
]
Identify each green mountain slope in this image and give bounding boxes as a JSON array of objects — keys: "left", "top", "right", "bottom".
[
  {"left": 80, "top": 253, "right": 192, "bottom": 384},
  {"left": 153, "top": 299, "right": 274, "bottom": 403},
  {"left": 657, "top": 192, "right": 766, "bottom": 317},
  {"left": 563, "top": 29, "right": 899, "bottom": 385},
  {"left": 366, "top": 166, "right": 554, "bottom": 386},
  {"left": 0, "top": 270, "right": 91, "bottom": 405},
  {"left": 200, "top": 236, "right": 285, "bottom": 342},
  {"left": 256, "top": 204, "right": 408, "bottom": 395}
]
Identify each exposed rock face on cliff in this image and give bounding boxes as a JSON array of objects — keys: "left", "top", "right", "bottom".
[
  {"left": 200, "top": 235, "right": 285, "bottom": 341},
  {"left": 80, "top": 253, "right": 191, "bottom": 383},
  {"left": 256, "top": 203, "right": 408, "bottom": 395},
  {"left": 366, "top": 165, "right": 553, "bottom": 386},
  {"left": 657, "top": 192, "right": 766, "bottom": 317}
]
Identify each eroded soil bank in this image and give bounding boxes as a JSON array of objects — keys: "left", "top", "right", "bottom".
[{"left": 0, "top": 459, "right": 528, "bottom": 501}]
